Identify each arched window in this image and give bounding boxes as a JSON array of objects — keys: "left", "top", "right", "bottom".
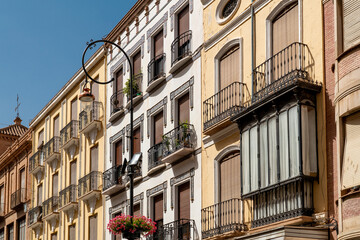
[
  {"left": 219, "top": 45, "right": 240, "bottom": 90},
  {"left": 219, "top": 151, "right": 241, "bottom": 202}
]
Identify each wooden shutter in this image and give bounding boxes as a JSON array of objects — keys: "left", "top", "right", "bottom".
[
  {"left": 342, "top": 111, "right": 360, "bottom": 189},
  {"left": 133, "top": 51, "right": 142, "bottom": 75},
  {"left": 178, "top": 5, "right": 189, "bottom": 36},
  {"left": 178, "top": 182, "right": 190, "bottom": 219},
  {"left": 38, "top": 184, "right": 43, "bottom": 205},
  {"left": 154, "top": 30, "right": 164, "bottom": 57},
  {"left": 219, "top": 46, "right": 240, "bottom": 90},
  {"left": 11, "top": 173, "right": 15, "bottom": 193},
  {"left": 53, "top": 173, "right": 58, "bottom": 196},
  {"left": 91, "top": 146, "right": 98, "bottom": 172},
  {"left": 89, "top": 215, "right": 97, "bottom": 240},
  {"left": 134, "top": 203, "right": 141, "bottom": 216},
  {"left": 178, "top": 93, "right": 190, "bottom": 125},
  {"left": 20, "top": 169, "right": 25, "bottom": 189},
  {"left": 70, "top": 161, "right": 77, "bottom": 185},
  {"left": 69, "top": 225, "right": 76, "bottom": 240},
  {"left": 115, "top": 140, "right": 123, "bottom": 166},
  {"left": 116, "top": 69, "right": 123, "bottom": 107},
  {"left": 91, "top": 81, "right": 99, "bottom": 101},
  {"left": 0, "top": 186, "right": 4, "bottom": 207},
  {"left": 153, "top": 194, "right": 163, "bottom": 221},
  {"left": 71, "top": 99, "right": 78, "bottom": 121},
  {"left": 343, "top": 0, "right": 360, "bottom": 50},
  {"left": 220, "top": 152, "right": 241, "bottom": 201},
  {"left": 154, "top": 111, "right": 164, "bottom": 145},
  {"left": 133, "top": 128, "right": 141, "bottom": 154},
  {"left": 38, "top": 130, "right": 44, "bottom": 147},
  {"left": 272, "top": 3, "right": 298, "bottom": 55},
  {"left": 53, "top": 116, "right": 60, "bottom": 137}
]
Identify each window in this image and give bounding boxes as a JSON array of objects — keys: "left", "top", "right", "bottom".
[
  {"left": 177, "top": 93, "right": 190, "bottom": 126},
  {"left": 0, "top": 185, "right": 4, "bottom": 214},
  {"left": 70, "top": 160, "right": 77, "bottom": 185},
  {"left": 153, "top": 30, "right": 164, "bottom": 58},
  {"left": 220, "top": 152, "right": 241, "bottom": 201},
  {"left": 69, "top": 225, "right": 76, "bottom": 240},
  {"left": 53, "top": 115, "right": 60, "bottom": 137},
  {"left": 20, "top": 168, "right": 25, "bottom": 201},
  {"left": 115, "top": 140, "right": 123, "bottom": 166},
  {"left": 133, "top": 128, "right": 141, "bottom": 154},
  {"left": 37, "top": 184, "right": 43, "bottom": 206},
  {"left": 216, "top": 0, "right": 241, "bottom": 24},
  {"left": 112, "top": 213, "right": 122, "bottom": 240},
  {"left": 241, "top": 105, "right": 317, "bottom": 195},
  {"left": 177, "top": 5, "right": 189, "bottom": 37},
  {"left": 91, "top": 146, "right": 98, "bottom": 172},
  {"left": 341, "top": 0, "right": 360, "bottom": 51},
  {"left": 91, "top": 80, "right": 99, "bottom": 101},
  {"left": 7, "top": 224, "right": 13, "bottom": 240},
  {"left": 52, "top": 173, "right": 59, "bottom": 196},
  {"left": 134, "top": 203, "right": 141, "bottom": 216},
  {"left": 153, "top": 111, "right": 164, "bottom": 145},
  {"left": 71, "top": 98, "right": 78, "bottom": 121},
  {"left": 51, "top": 233, "right": 57, "bottom": 240},
  {"left": 0, "top": 229, "right": 3, "bottom": 240},
  {"left": 115, "top": 69, "right": 124, "bottom": 108},
  {"left": 153, "top": 194, "right": 163, "bottom": 239},
  {"left": 38, "top": 129, "right": 44, "bottom": 148},
  {"left": 89, "top": 215, "right": 97, "bottom": 240},
  {"left": 133, "top": 51, "right": 142, "bottom": 76},
  {"left": 17, "top": 218, "right": 26, "bottom": 240},
  {"left": 219, "top": 46, "right": 240, "bottom": 90},
  {"left": 178, "top": 182, "right": 190, "bottom": 220},
  {"left": 152, "top": 30, "right": 165, "bottom": 79},
  {"left": 175, "top": 5, "right": 191, "bottom": 62}
]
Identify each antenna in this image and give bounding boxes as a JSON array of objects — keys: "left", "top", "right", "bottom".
[{"left": 15, "top": 94, "right": 21, "bottom": 118}]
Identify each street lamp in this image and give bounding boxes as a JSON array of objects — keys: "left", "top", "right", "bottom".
[{"left": 80, "top": 39, "right": 136, "bottom": 239}]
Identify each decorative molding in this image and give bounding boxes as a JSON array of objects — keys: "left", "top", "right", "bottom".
[
  {"left": 170, "top": 77, "right": 194, "bottom": 122},
  {"left": 109, "top": 200, "right": 127, "bottom": 215},
  {"left": 147, "top": 97, "right": 168, "bottom": 137},
  {"left": 146, "top": 182, "right": 167, "bottom": 217},
  {"left": 126, "top": 192, "right": 144, "bottom": 215},
  {"left": 147, "top": 12, "right": 168, "bottom": 53},
  {"left": 126, "top": 114, "right": 144, "bottom": 150},
  {"left": 203, "top": 123, "right": 239, "bottom": 148},
  {"left": 170, "top": 0, "right": 193, "bottom": 32},
  {"left": 170, "top": 168, "right": 195, "bottom": 209},
  {"left": 109, "top": 127, "right": 126, "bottom": 162},
  {"left": 126, "top": 35, "right": 145, "bottom": 72}
]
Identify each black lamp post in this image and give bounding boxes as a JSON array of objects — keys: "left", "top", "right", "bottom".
[{"left": 80, "top": 39, "right": 136, "bottom": 240}]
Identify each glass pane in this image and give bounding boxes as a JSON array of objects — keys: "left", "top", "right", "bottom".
[
  {"left": 289, "top": 107, "right": 300, "bottom": 177},
  {"left": 250, "top": 126, "right": 258, "bottom": 191},
  {"left": 302, "top": 105, "right": 317, "bottom": 176},
  {"left": 279, "top": 111, "right": 289, "bottom": 181},
  {"left": 241, "top": 130, "right": 250, "bottom": 194},
  {"left": 268, "top": 117, "right": 277, "bottom": 184},
  {"left": 260, "top": 122, "right": 269, "bottom": 187}
]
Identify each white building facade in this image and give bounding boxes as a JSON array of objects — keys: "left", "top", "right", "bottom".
[{"left": 103, "top": 0, "right": 203, "bottom": 239}]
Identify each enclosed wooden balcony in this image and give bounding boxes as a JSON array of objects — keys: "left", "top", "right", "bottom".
[
  {"left": 102, "top": 165, "right": 125, "bottom": 195},
  {"left": 60, "top": 120, "right": 79, "bottom": 159},
  {"left": 78, "top": 171, "right": 102, "bottom": 214},
  {"left": 10, "top": 188, "right": 26, "bottom": 210},
  {"left": 29, "top": 150, "right": 44, "bottom": 181},
  {"left": 147, "top": 53, "right": 166, "bottom": 92},
  {"left": 43, "top": 136, "right": 61, "bottom": 171},
  {"left": 170, "top": 30, "right": 192, "bottom": 74},
  {"left": 79, "top": 101, "right": 102, "bottom": 144}
]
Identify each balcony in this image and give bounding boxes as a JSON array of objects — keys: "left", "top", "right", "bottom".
[
  {"left": 59, "top": 185, "right": 78, "bottom": 223},
  {"left": 29, "top": 149, "right": 44, "bottom": 182},
  {"left": 28, "top": 205, "right": 43, "bottom": 231},
  {"left": 60, "top": 120, "right": 79, "bottom": 159},
  {"left": 170, "top": 30, "right": 192, "bottom": 74},
  {"left": 203, "top": 82, "right": 250, "bottom": 135},
  {"left": 42, "top": 196, "right": 59, "bottom": 230},
  {"left": 125, "top": 73, "right": 143, "bottom": 109},
  {"left": 161, "top": 123, "right": 195, "bottom": 164},
  {"left": 147, "top": 143, "right": 166, "bottom": 175},
  {"left": 79, "top": 101, "right": 102, "bottom": 144},
  {"left": 125, "top": 164, "right": 143, "bottom": 187},
  {"left": 201, "top": 198, "right": 245, "bottom": 239},
  {"left": 146, "top": 53, "right": 166, "bottom": 93},
  {"left": 43, "top": 136, "right": 61, "bottom": 171},
  {"left": 109, "top": 90, "right": 125, "bottom": 122},
  {"left": 78, "top": 171, "right": 102, "bottom": 214},
  {"left": 245, "top": 177, "right": 314, "bottom": 228},
  {"left": 0, "top": 203, "right": 4, "bottom": 220},
  {"left": 102, "top": 165, "right": 125, "bottom": 195},
  {"left": 149, "top": 219, "right": 199, "bottom": 240},
  {"left": 10, "top": 188, "right": 26, "bottom": 210}
]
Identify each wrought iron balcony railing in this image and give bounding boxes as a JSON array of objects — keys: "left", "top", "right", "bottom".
[
  {"left": 148, "top": 143, "right": 165, "bottom": 171},
  {"left": 203, "top": 82, "right": 250, "bottom": 132},
  {"left": 246, "top": 177, "right": 314, "bottom": 228},
  {"left": 103, "top": 165, "right": 123, "bottom": 191},
  {"left": 126, "top": 73, "right": 143, "bottom": 102},
  {"left": 59, "top": 184, "right": 78, "bottom": 208},
  {"left": 201, "top": 198, "right": 245, "bottom": 238},
  {"left": 149, "top": 219, "right": 199, "bottom": 240},
  {"left": 78, "top": 171, "right": 102, "bottom": 197},
  {"left": 79, "top": 101, "right": 101, "bottom": 130},
  {"left": 29, "top": 150, "right": 44, "bottom": 173},
  {"left": 28, "top": 205, "right": 42, "bottom": 226},
  {"left": 60, "top": 120, "right": 79, "bottom": 147},
  {"left": 110, "top": 90, "right": 124, "bottom": 114},
  {"left": 148, "top": 54, "right": 166, "bottom": 85},
  {"left": 252, "top": 42, "right": 315, "bottom": 103},
  {"left": 43, "top": 136, "right": 60, "bottom": 160},
  {"left": 10, "top": 188, "right": 26, "bottom": 209},
  {"left": 42, "top": 196, "right": 59, "bottom": 217},
  {"left": 162, "top": 123, "right": 195, "bottom": 157},
  {"left": 171, "top": 30, "right": 192, "bottom": 66}
]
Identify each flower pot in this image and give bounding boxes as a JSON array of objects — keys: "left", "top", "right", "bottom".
[{"left": 122, "top": 230, "right": 141, "bottom": 239}]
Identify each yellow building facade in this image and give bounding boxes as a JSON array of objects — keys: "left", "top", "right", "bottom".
[
  {"left": 201, "top": 0, "right": 329, "bottom": 238},
  {"left": 28, "top": 48, "right": 106, "bottom": 240}
]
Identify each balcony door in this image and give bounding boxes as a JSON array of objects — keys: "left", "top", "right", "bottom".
[
  {"left": 177, "top": 182, "right": 191, "bottom": 239},
  {"left": 177, "top": 5, "right": 190, "bottom": 59},
  {"left": 153, "top": 194, "right": 163, "bottom": 240},
  {"left": 52, "top": 173, "right": 58, "bottom": 196},
  {"left": 53, "top": 115, "right": 60, "bottom": 137},
  {"left": 20, "top": 168, "right": 25, "bottom": 201},
  {"left": 115, "top": 140, "right": 123, "bottom": 166},
  {"left": 0, "top": 185, "right": 4, "bottom": 213},
  {"left": 177, "top": 93, "right": 190, "bottom": 126},
  {"left": 71, "top": 98, "right": 78, "bottom": 121},
  {"left": 70, "top": 161, "right": 77, "bottom": 185},
  {"left": 153, "top": 30, "right": 164, "bottom": 78},
  {"left": 220, "top": 152, "right": 241, "bottom": 201},
  {"left": 133, "top": 51, "right": 141, "bottom": 76},
  {"left": 133, "top": 128, "right": 141, "bottom": 154},
  {"left": 115, "top": 69, "right": 123, "bottom": 109},
  {"left": 153, "top": 112, "right": 163, "bottom": 162}
]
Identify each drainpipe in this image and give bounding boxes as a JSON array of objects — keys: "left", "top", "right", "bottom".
[{"left": 251, "top": 0, "right": 255, "bottom": 98}]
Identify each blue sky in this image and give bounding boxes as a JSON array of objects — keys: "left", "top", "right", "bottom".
[{"left": 0, "top": 0, "right": 137, "bottom": 127}]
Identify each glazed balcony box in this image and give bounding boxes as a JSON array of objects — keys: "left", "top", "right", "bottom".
[
  {"left": 79, "top": 101, "right": 102, "bottom": 144},
  {"left": 102, "top": 165, "right": 125, "bottom": 195},
  {"left": 60, "top": 120, "right": 79, "bottom": 159},
  {"left": 43, "top": 136, "right": 61, "bottom": 171},
  {"left": 10, "top": 188, "right": 26, "bottom": 210}
]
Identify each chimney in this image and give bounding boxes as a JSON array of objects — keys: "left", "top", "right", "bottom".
[{"left": 14, "top": 116, "right": 22, "bottom": 125}]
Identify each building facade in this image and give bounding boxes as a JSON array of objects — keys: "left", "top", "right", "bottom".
[
  {"left": 0, "top": 118, "right": 31, "bottom": 240},
  {"left": 103, "top": 0, "right": 203, "bottom": 239},
  {"left": 201, "top": 0, "right": 329, "bottom": 239},
  {"left": 27, "top": 48, "right": 106, "bottom": 240}
]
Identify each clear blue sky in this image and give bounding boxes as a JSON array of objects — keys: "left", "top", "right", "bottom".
[{"left": 0, "top": 0, "right": 137, "bottom": 127}]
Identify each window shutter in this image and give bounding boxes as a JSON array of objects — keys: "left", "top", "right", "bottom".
[
  {"left": 133, "top": 128, "right": 141, "bottom": 154},
  {"left": 178, "top": 182, "right": 190, "bottom": 219},
  {"left": 342, "top": 111, "right": 360, "bottom": 189},
  {"left": 115, "top": 140, "right": 123, "bottom": 166},
  {"left": 69, "top": 225, "right": 76, "bottom": 240},
  {"left": 220, "top": 152, "right": 241, "bottom": 201},
  {"left": 134, "top": 203, "right": 141, "bottom": 216},
  {"left": 178, "top": 93, "right": 190, "bottom": 125},
  {"left": 153, "top": 194, "right": 163, "bottom": 221},
  {"left": 20, "top": 169, "right": 26, "bottom": 189},
  {"left": 343, "top": 0, "right": 360, "bottom": 50},
  {"left": 178, "top": 5, "right": 189, "bottom": 36},
  {"left": 38, "top": 130, "right": 44, "bottom": 147},
  {"left": 89, "top": 215, "right": 97, "bottom": 240},
  {"left": 154, "top": 30, "right": 164, "bottom": 57},
  {"left": 0, "top": 186, "right": 4, "bottom": 208},
  {"left": 154, "top": 111, "right": 164, "bottom": 145},
  {"left": 38, "top": 184, "right": 43, "bottom": 205},
  {"left": 70, "top": 161, "right": 77, "bottom": 185},
  {"left": 133, "top": 51, "right": 142, "bottom": 76},
  {"left": 219, "top": 46, "right": 240, "bottom": 90},
  {"left": 71, "top": 99, "right": 78, "bottom": 121},
  {"left": 91, "top": 146, "right": 98, "bottom": 172},
  {"left": 54, "top": 116, "right": 60, "bottom": 137},
  {"left": 116, "top": 69, "right": 123, "bottom": 106},
  {"left": 53, "top": 173, "right": 59, "bottom": 196}
]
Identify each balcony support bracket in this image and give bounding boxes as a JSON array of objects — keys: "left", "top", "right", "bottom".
[
  {"left": 34, "top": 226, "right": 42, "bottom": 239},
  {"left": 64, "top": 144, "right": 78, "bottom": 160},
  {"left": 46, "top": 217, "right": 58, "bottom": 232},
  {"left": 64, "top": 206, "right": 77, "bottom": 224},
  {"left": 84, "top": 124, "right": 101, "bottom": 145},
  {"left": 36, "top": 171, "right": 42, "bottom": 184}
]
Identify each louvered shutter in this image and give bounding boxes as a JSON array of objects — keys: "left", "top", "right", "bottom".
[
  {"left": 153, "top": 194, "right": 163, "bottom": 221},
  {"left": 38, "top": 184, "right": 43, "bottom": 205},
  {"left": 133, "top": 51, "right": 142, "bottom": 76},
  {"left": 154, "top": 30, "right": 164, "bottom": 57},
  {"left": 178, "top": 93, "right": 190, "bottom": 125},
  {"left": 154, "top": 111, "right": 164, "bottom": 145},
  {"left": 54, "top": 116, "right": 60, "bottom": 137},
  {"left": 71, "top": 99, "right": 78, "bottom": 121},
  {"left": 53, "top": 173, "right": 59, "bottom": 196},
  {"left": 343, "top": 0, "right": 360, "bottom": 50},
  {"left": 342, "top": 111, "right": 360, "bottom": 189},
  {"left": 0, "top": 186, "right": 4, "bottom": 210},
  {"left": 91, "top": 146, "right": 98, "bottom": 172},
  {"left": 38, "top": 130, "right": 44, "bottom": 147},
  {"left": 115, "top": 140, "right": 123, "bottom": 166},
  {"left": 178, "top": 5, "right": 189, "bottom": 36},
  {"left": 133, "top": 128, "right": 141, "bottom": 154},
  {"left": 70, "top": 161, "right": 77, "bottom": 185},
  {"left": 220, "top": 152, "right": 241, "bottom": 201},
  {"left": 219, "top": 46, "right": 240, "bottom": 90},
  {"left": 89, "top": 215, "right": 97, "bottom": 240},
  {"left": 178, "top": 182, "right": 190, "bottom": 219},
  {"left": 116, "top": 69, "right": 123, "bottom": 107}
]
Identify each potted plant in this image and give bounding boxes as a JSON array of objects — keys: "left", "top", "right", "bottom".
[
  {"left": 162, "top": 135, "right": 171, "bottom": 155},
  {"left": 180, "top": 121, "right": 191, "bottom": 147},
  {"left": 123, "top": 77, "right": 140, "bottom": 99},
  {"left": 107, "top": 214, "right": 156, "bottom": 239}
]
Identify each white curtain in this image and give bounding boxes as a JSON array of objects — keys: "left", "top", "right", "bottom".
[
  {"left": 289, "top": 107, "right": 300, "bottom": 177},
  {"left": 302, "top": 105, "right": 317, "bottom": 176},
  {"left": 279, "top": 111, "right": 289, "bottom": 181},
  {"left": 242, "top": 131, "right": 250, "bottom": 194},
  {"left": 268, "top": 117, "right": 278, "bottom": 184},
  {"left": 250, "top": 126, "right": 259, "bottom": 191},
  {"left": 260, "top": 122, "right": 269, "bottom": 188}
]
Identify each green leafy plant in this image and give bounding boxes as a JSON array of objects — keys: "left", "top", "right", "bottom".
[
  {"left": 162, "top": 135, "right": 170, "bottom": 150},
  {"left": 123, "top": 77, "right": 139, "bottom": 98}
]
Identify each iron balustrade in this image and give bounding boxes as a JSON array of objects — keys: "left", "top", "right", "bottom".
[
  {"left": 29, "top": 150, "right": 44, "bottom": 172},
  {"left": 42, "top": 196, "right": 59, "bottom": 217},
  {"left": 103, "top": 165, "right": 123, "bottom": 191},
  {"left": 0, "top": 203, "right": 4, "bottom": 217},
  {"left": 110, "top": 90, "right": 124, "bottom": 114},
  {"left": 252, "top": 42, "right": 315, "bottom": 103},
  {"left": 246, "top": 177, "right": 314, "bottom": 228},
  {"left": 201, "top": 198, "right": 244, "bottom": 238},
  {"left": 149, "top": 219, "right": 199, "bottom": 240},
  {"left": 125, "top": 164, "right": 142, "bottom": 182},
  {"left": 162, "top": 123, "right": 195, "bottom": 158},
  {"left": 60, "top": 120, "right": 79, "bottom": 147},
  {"left": 148, "top": 143, "right": 165, "bottom": 171},
  {"left": 10, "top": 188, "right": 26, "bottom": 209},
  {"left": 78, "top": 171, "right": 102, "bottom": 197},
  {"left": 79, "top": 101, "right": 101, "bottom": 130},
  {"left": 59, "top": 185, "right": 78, "bottom": 208},
  {"left": 28, "top": 205, "right": 42, "bottom": 226},
  {"left": 148, "top": 53, "right": 166, "bottom": 85},
  {"left": 126, "top": 73, "right": 143, "bottom": 102},
  {"left": 43, "top": 136, "right": 60, "bottom": 160},
  {"left": 203, "top": 82, "right": 250, "bottom": 131},
  {"left": 171, "top": 30, "right": 192, "bottom": 66}
]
